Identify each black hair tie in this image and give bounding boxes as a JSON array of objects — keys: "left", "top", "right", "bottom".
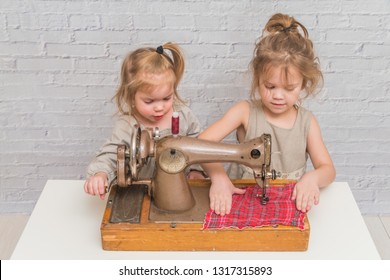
[{"left": 156, "top": 45, "right": 164, "bottom": 54}]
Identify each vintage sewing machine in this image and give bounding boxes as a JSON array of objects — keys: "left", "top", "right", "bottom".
[{"left": 101, "top": 124, "right": 310, "bottom": 251}]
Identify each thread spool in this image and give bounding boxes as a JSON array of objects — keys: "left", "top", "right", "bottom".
[{"left": 171, "top": 112, "right": 179, "bottom": 137}]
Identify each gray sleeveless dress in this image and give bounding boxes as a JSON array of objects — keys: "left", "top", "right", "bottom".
[{"left": 228, "top": 100, "right": 312, "bottom": 180}]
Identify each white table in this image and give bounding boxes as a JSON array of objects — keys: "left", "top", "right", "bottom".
[{"left": 11, "top": 180, "right": 380, "bottom": 259}]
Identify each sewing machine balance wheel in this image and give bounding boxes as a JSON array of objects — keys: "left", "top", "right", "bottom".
[{"left": 129, "top": 124, "right": 142, "bottom": 180}]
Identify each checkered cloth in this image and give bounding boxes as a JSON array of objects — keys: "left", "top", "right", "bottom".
[{"left": 203, "top": 183, "right": 305, "bottom": 230}]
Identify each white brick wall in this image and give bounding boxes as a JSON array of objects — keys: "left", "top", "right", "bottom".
[{"left": 0, "top": 0, "right": 389, "bottom": 215}]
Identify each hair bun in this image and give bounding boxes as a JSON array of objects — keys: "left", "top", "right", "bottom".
[{"left": 264, "top": 13, "right": 308, "bottom": 38}]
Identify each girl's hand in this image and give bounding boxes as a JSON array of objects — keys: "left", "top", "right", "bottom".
[
  {"left": 209, "top": 175, "right": 246, "bottom": 216},
  {"left": 187, "top": 170, "right": 207, "bottom": 180},
  {"left": 291, "top": 174, "right": 320, "bottom": 213},
  {"left": 84, "top": 172, "right": 108, "bottom": 200}
]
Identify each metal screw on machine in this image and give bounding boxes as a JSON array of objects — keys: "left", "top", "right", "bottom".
[{"left": 251, "top": 149, "right": 261, "bottom": 158}]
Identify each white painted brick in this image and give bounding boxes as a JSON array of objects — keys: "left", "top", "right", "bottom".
[
  {"left": 368, "top": 101, "right": 390, "bottom": 113},
  {"left": 53, "top": 73, "right": 117, "bottom": 86},
  {"left": 148, "top": 2, "right": 204, "bottom": 14},
  {"left": 16, "top": 58, "right": 73, "bottom": 71},
  {"left": 0, "top": 13, "right": 6, "bottom": 26},
  {"left": 74, "top": 58, "right": 120, "bottom": 72},
  {"left": 0, "top": 0, "right": 25, "bottom": 11},
  {"left": 137, "top": 30, "right": 195, "bottom": 44},
  {"left": 37, "top": 164, "right": 87, "bottom": 178},
  {"left": 0, "top": 58, "right": 15, "bottom": 70},
  {"left": 195, "top": 15, "right": 224, "bottom": 30},
  {"left": 209, "top": 0, "right": 251, "bottom": 15},
  {"left": 383, "top": 13, "right": 390, "bottom": 29},
  {"left": 40, "top": 31, "right": 74, "bottom": 44},
  {"left": 5, "top": 13, "right": 20, "bottom": 28},
  {"left": 376, "top": 190, "right": 390, "bottom": 206},
  {"left": 226, "top": 16, "right": 258, "bottom": 31},
  {"left": 85, "top": 85, "right": 116, "bottom": 98},
  {"left": 340, "top": 1, "right": 389, "bottom": 14},
  {"left": 0, "top": 85, "right": 87, "bottom": 99},
  {"left": 69, "top": 15, "right": 101, "bottom": 30},
  {"left": 74, "top": 30, "right": 133, "bottom": 44},
  {"left": 164, "top": 15, "right": 195, "bottom": 29},
  {"left": 371, "top": 165, "right": 390, "bottom": 176},
  {"left": 3, "top": 128, "right": 61, "bottom": 140},
  {"left": 317, "top": 14, "right": 350, "bottom": 29},
  {"left": 46, "top": 43, "right": 106, "bottom": 57},
  {"left": 330, "top": 57, "right": 390, "bottom": 71},
  {"left": 199, "top": 31, "right": 255, "bottom": 44},
  {"left": 133, "top": 15, "right": 163, "bottom": 29},
  {"left": 60, "top": 127, "right": 113, "bottom": 140},
  {"left": 0, "top": 42, "right": 42, "bottom": 56},
  {"left": 108, "top": 44, "right": 137, "bottom": 58},
  {"left": 8, "top": 30, "right": 41, "bottom": 43},
  {"left": 349, "top": 128, "right": 390, "bottom": 141},
  {"left": 316, "top": 43, "right": 363, "bottom": 57},
  {"left": 0, "top": 29, "right": 6, "bottom": 41},
  {"left": 346, "top": 154, "right": 390, "bottom": 168},
  {"left": 351, "top": 189, "right": 376, "bottom": 202},
  {"left": 350, "top": 15, "right": 382, "bottom": 29},
  {"left": 2, "top": 165, "right": 38, "bottom": 177},
  {"left": 1, "top": 73, "right": 53, "bottom": 85},
  {"left": 183, "top": 44, "right": 232, "bottom": 59},
  {"left": 107, "top": 2, "right": 146, "bottom": 14},
  {"left": 276, "top": 1, "right": 341, "bottom": 14},
  {"left": 326, "top": 29, "right": 386, "bottom": 43},
  {"left": 363, "top": 44, "right": 390, "bottom": 57},
  {"left": 19, "top": 13, "right": 69, "bottom": 30},
  {"left": 24, "top": 1, "right": 68, "bottom": 13},
  {"left": 101, "top": 15, "right": 133, "bottom": 30}
]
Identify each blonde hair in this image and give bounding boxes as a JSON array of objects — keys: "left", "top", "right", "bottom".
[
  {"left": 250, "top": 13, "right": 323, "bottom": 101},
  {"left": 114, "top": 42, "right": 185, "bottom": 114}
]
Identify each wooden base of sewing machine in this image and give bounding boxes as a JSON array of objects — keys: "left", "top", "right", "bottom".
[{"left": 101, "top": 179, "right": 310, "bottom": 251}]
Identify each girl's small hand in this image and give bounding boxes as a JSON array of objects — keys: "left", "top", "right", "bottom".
[
  {"left": 187, "top": 170, "right": 206, "bottom": 180},
  {"left": 84, "top": 172, "right": 108, "bottom": 200},
  {"left": 209, "top": 176, "right": 246, "bottom": 216},
  {"left": 291, "top": 175, "right": 320, "bottom": 213}
]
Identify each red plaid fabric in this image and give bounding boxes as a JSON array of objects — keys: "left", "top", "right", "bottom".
[{"left": 203, "top": 183, "right": 305, "bottom": 230}]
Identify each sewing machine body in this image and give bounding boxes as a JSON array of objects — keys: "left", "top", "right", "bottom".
[{"left": 100, "top": 126, "right": 310, "bottom": 251}]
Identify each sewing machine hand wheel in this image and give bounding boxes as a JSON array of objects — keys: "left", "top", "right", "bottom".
[{"left": 129, "top": 124, "right": 142, "bottom": 180}]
